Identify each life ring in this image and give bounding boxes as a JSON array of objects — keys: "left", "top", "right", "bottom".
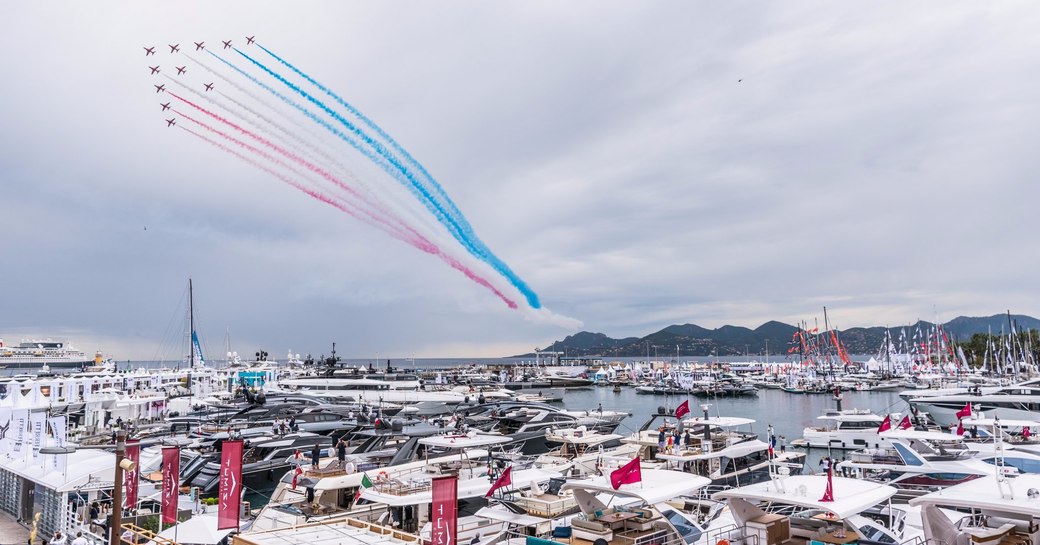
[
  {"left": 377, "top": 471, "right": 389, "bottom": 482},
  {"left": 717, "top": 540, "right": 730, "bottom": 545}
]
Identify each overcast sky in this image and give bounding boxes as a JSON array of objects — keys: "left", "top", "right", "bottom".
[{"left": 3, "top": 2, "right": 1039, "bottom": 360}]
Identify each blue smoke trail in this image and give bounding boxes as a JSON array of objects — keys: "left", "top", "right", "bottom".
[
  {"left": 226, "top": 49, "right": 541, "bottom": 309},
  {"left": 255, "top": 45, "right": 450, "bottom": 207}
]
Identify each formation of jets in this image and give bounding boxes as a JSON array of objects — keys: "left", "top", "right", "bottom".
[
  {"left": 168, "top": 43, "right": 180, "bottom": 53},
  {"left": 149, "top": 65, "right": 160, "bottom": 75},
  {"left": 143, "top": 46, "right": 155, "bottom": 56},
  {"left": 166, "top": 118, "right": 177, "bottom": 127},
  {"left": 222, "top": 40, "right": 233, "bottom": 49},
  {"left": 204, "top": 82, "right": 214, "bottom": 92},
  {"left": 161, "top": 102, "right": 170, "bottom": 111},
  {"left": 194, "top": 41, "right": 205, "bottom": 51},
  {"left": 154, "top": 84, "right": 166, "bottom": 93},
  {"left": 176, "top": 66, "right": 186, "bottom": 75}
]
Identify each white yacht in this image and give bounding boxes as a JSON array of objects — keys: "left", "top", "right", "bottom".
[
  {"left": 275, "top": 376, "right": 466, "bottom": 404},
  {"left": 0, "top": 338, "right": 95, "bottom": 370},
  {"left": 905, "top": 379, "right": 1040, "bottom": 426},
  {"left": 800, "top": 409, "right": 893, "bottom": 450},
  {"left": 709, "top": 474, "right": 922, "bottom": 545},
  {"left": 910, "top": 473, "right": 1040, "bottom": 545}
]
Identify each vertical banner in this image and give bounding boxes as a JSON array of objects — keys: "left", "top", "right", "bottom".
[
  {"left": 124, "top": 440, "right": 140, "bottom": 510},
  {"left": 0, "top": 408, "right": 11, "bottom": 455},
  {"left": 12, "top": 409, "right": 27, "bottom": 455},
  {"left": 430, "top": 475, "right": 458, "bottom": 545},
  {"left": 217, "top": 440, "right": 242, "bottom": 530},
  {"left": 29, "top": 411, "right": 45, "bottom": 464},
  {"left": 47, "top": 416, "right": 68, "bottom": 473},
  {"left": 161, "top": 447, "right": 180, "bottom": 525}
]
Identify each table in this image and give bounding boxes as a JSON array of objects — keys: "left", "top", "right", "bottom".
[
  {"left": 597, "top": 512, "right": 638, "bottom": 530},
  {"left": 816, "top": 530, "right": 859, "bottom": 545},
  {"left": 812, "top": 513, "right": 841, "bottom": 523}
]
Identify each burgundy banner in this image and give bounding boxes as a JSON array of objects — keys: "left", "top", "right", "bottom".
[
  {"left": 218, "top": 440, "right": 243, "bottom": 530},
  {"left": 124, "top": 440, "right": 140, "bottom": 510},
  {"left": 161, "top": 447, "right": 180, "bottom": 525},
  {"left": 430, "top": 475, "right": 458, "bottom": 545}
]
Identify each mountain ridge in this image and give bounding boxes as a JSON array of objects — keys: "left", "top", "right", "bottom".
[{"left": 519, "top": 314, "right": 1040, "bottom": 358}]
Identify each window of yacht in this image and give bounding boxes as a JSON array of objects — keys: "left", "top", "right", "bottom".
[{"left": 662, "top": 508, "right": 703, "bottom": 545}]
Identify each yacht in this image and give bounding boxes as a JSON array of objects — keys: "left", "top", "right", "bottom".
[
  {"left": 836, "top": 429, "right": 999, "bottom": 497},
  {"left": 708, "top": 474, "right": 922, "bottom": 545},
  {"left": 475, "top": 469, "right": 715, "bottom": 545},
  {"left": 800, "top": 409, "right": 893, "bottom": 450},
  {"left": 275, "top": 376, "right": 467, "bottom": 404},
  {"left": 910, "top": 473, "right": 1040, "bottom": 545},
  {"left": 188, "top": 432, "right": 329, "bottom": 494},
  {"left": 905, "top": 379, "right": 1040, "bottom": 426}
]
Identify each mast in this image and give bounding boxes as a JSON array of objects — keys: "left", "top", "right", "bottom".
[
  {"left": 823, "top": 307, "right": 833, "bottom": 376},
  {"left": 189, "top": 278, "right": 195, "bottom": 370}
]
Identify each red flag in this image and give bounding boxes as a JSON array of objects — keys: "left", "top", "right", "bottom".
[
  {"left": 956, "top": 420, "right": 964, "bottom": 436},
  {"left": 877, "top": 415, "right": 892, "bottom": 433},
  {"left": 161, "top": 447, "right": 180, "bottom": 525},
  {"left": 675, "top": 400, "right": 690, "bottom": 419},
  {"left": 124, "top": 440, "right": 140, "bottom": 510},
  {"left": 819, "top": 461, "right": 834, "bottom": 502},
  {"left": 897, "top": 415, "right": 912, "bottom": 430},
  {"left": 955, "top": 403, "right": 972, "bottom": 419},
  {"left": 610, "top": 457, "right": 642, "bottom": 489},
  {"left": 218, "top": 439, "right": 243, "bottom": 530},
  {"left": 431, "top": 476, "right": 458, "bottom": 545},
  {"left": 485, "top": 466, "right": 512, "bottom": 498},
  {"left": 292, "top": 467, "right": 303, "bottom": 489}
]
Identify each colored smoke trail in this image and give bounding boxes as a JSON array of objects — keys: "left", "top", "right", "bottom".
[
  {"left": 169, "top": 97, "right": 416, "bottom": 246},
  {"left": 231, "top": 48, "right": 542, "bottom": 309},
  {"left": 177, "top": 122, "right": 519, "bottom": 309}
]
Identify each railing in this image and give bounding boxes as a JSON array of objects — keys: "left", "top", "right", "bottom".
[{"left": 704, "top": 522, "right": 759, "bottom": 545}]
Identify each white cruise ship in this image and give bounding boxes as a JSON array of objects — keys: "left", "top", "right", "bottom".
[{"left": 0, "top": 338, "right": 96, "bottom": 370}]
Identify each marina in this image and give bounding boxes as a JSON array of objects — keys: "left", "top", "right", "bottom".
[{"left": 0, "top": 349, "right": 1036, "bottom": 545}]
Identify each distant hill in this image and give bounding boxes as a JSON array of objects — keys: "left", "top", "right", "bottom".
[{"left": 518, "top": 314, "right": 1038, "bottom": 358}]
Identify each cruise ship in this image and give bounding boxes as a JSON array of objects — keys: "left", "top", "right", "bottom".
[{"left": 0, "top": 338, "right": 97, "bottom": 370}]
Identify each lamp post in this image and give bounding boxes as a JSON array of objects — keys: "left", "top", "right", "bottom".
[{"left": 111, "top": 430, "right": 125, "bottom": 545}]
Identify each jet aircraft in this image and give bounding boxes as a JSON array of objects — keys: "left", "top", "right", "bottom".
[
  {"left": 246, "top": 36, "right": 255, "bottom": 45},
  {"left": 161, "top": 102, "right": 171, "bottom": 111},
  {"left": 154, "top": 84, "right": 166, "bottom": 93},
  {"left": 166, "top": 118, "right": 176, "bottom": 127},
  {"left": 168, "top": 44, "right": 180, "bottom": 53},
  {"left": 194, "top": 41, "right": 205, "bottom": 51},
  {"left": 203, "top": 82, "right": 214, "bottom": 92},
  {"left": 176, "top": 66, "right": 186, "bottom": 75},
  {"left": 149, "top": 66, "right": 160, "bottom": 75},
  {"left": 143, "top": 46, "right": 156, "bottom": 56},
  {"left": 222, "top": 40, "right": 232, "bottom": 49}
]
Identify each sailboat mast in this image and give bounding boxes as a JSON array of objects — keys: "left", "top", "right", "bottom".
[{"left": 189, "top": 278, "right": 195, "bottom": 370}]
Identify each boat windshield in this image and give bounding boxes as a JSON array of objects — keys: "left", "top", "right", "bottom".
[{"left": 663, "top": 508, "right": 703, "bottom": 545}]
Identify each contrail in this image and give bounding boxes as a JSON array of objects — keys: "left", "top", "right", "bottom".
[
  {"left": 176, "top": 122, "right": 519, "bottom": 309},
  {"left": 231, "top": 48, "right": 541, "bottom": 309}
]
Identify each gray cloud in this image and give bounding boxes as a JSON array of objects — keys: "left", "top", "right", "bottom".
[{"left": 2, "top": 2, "right": 1038, "bottom": 359}]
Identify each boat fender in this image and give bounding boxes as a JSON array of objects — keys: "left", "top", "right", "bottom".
[{"left": 717, "top": 540, "right": 730, "bottom": 545}]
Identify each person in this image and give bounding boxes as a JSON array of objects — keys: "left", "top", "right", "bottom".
[
  {"left": 88, "top": 502, "right": 100, "bottom": 530},
  {"left": 779, "top": 435, "right": 787, "bottom": 453},
  {"left": 51, "top": 531, "right": 67, "bottom": 545},
  {"left": 471, "top": 534, "right": 481, "bottom": 545},
  {"left": 597, "top": 403, "right": 603, "bottom": 415},
  {"left": 311, "top": 442, "right": 322, "bottom": 469},
  {"left": 684, "top": 430, "right": 692, "bottom": 449},
  {"left": 71, "top": 533, "right": 88, "bottom": 545},
  {"left": 657, "top": 427, "right": 666, "bottom": 450},
  {"left": 305, "top": 486, "right": 316, "bottom": 504},
  {"left": 336, "top": 437, "right": 347, "bottom": 464},
  {"left": 289, "top": 415, "right": 298, "bottom": 433}
]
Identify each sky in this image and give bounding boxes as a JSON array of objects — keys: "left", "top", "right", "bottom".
[{"left": 2, "top": 2, "right": 1039, "bottom": 360}]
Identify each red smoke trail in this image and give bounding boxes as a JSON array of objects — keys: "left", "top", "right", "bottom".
[
  {"left": 176, "top": 120, "right": 519, "bottom": 309},
  {"left": 173, "top": 107, "right": 410, "bottom": 240}
]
